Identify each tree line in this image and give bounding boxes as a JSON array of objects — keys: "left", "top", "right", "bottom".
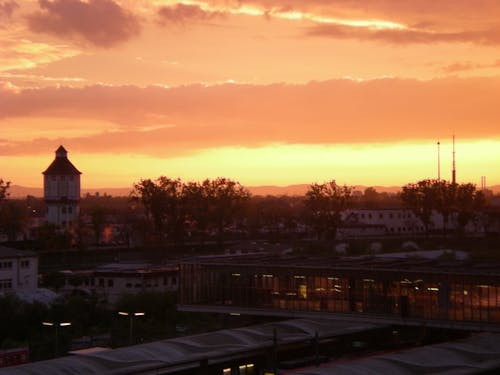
[
  {"left": 0, "top": 176, "right": 494, "bottom": 248},
  {"left": 401, "top": 179, "right": 486, "bottom": 234},
  {"left": 130, "top": 177, "right": 250, "bottom": 247}
]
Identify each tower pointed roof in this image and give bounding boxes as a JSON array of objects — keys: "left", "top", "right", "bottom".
[{"left": 43, "top": 145, "right": 82, "bottom": 175}]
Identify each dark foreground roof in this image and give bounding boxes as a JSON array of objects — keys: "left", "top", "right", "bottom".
[
  {"left": 287, "top": 333, "right": 500, "bottom": 375},
  {"left": 3, "top": 319, "right": 384, "bottom": 375}
]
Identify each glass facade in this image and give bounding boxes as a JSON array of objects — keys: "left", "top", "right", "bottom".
[{"left": 180, "top": 262, "right": 500, "bottom": 324}]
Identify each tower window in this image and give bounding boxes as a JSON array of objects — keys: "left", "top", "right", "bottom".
[{"left": 68, "top": 207, "right": 73, "bottom": 214}]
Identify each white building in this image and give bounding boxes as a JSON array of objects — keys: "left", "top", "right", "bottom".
[
  {"left": 43, "top": 146, "right": 82, "bottom": 230},
  {"left": 0, "top": 245, "right": 38, "bottom": 295},
  {"left": 340, "top": 209, "right": 426, "bottom": 238},
  {"left": 339, "top": 208, "right": 483, "bottom": 238},
  {"left": 61, "top": 263, "right": 178, "bottom": 304}
]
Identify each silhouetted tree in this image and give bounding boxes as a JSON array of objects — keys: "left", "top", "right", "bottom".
[
  {"left": 158, "top": 177, "right": 186, "bottom": 244},
  {"left": 431, "top": 180, "right": 457, "bottom": 234},
  {"left": 37, "top": 222, "right": 72, "bottom": 251},
  {"left": 0, "top": 178, "right": 10, "bottom": 202},
  {"left": 0, "top": 200, "right": 28, "bottom": 241},
  {"left": 203, "top": 178, "right": 250, "bottom": 248},
  {"left": 455, "top": 183, "right": 486, "bottom": 233},
  {"left": 305, "top": 180, "right": 352, "bottom": 239},
  {"left": 131, "top": 178, "right": 168, "bottom": 232},
  {"left": 362, "top": 187, "right": 379, "bottom": 209},
  {"left": 183, "top": 181, "right": 210, "bottom": 235},
  {"left": 89, "top": 205, "right": 107, "bottom": 244},
  {"left": 401, "top": 179, "right": 486, "bottom": 235},
  {"left": 400, "top": 179, "right": 436, "bottom": 233},
  {"left": 131, "top": 177, "right": 186, "bottom": 245}
]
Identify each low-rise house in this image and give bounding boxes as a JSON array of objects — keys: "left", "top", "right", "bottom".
[{"left": 0, "top": 245, "right": 38, "bottom": 295}]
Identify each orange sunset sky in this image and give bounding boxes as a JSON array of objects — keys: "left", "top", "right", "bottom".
[{"left": 1, "top": 0, "right": 499, "bottom": 189}]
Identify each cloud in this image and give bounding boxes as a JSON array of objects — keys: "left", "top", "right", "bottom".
[
  {"left": 306, "top": 24, "right": 500, "bottom": 45},
  {"left": 441, "top": 60, "right": 500, "bottom": 74},
  {"left": 1, "top": 77, "right": 500, "bottom": 156},
  {"left": 0, "top": 0, "right": 18, "bottom": 20},
  {"left": 27, "top": 0, "right": 141, "bottom": 47},
  {"left": 234, "top": 0, "right": 500, "bottom": 24},
  {"left": 157, "top": 3, "right": 224, "bottom": 25},
  {"left": 0, "top": 37, "right": 80, "bottom": 72},
  {"left": 205, "top": 0, "right": 500, "bottom": 45}
]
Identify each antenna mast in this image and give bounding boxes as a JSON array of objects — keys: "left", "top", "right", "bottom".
[
  {"left": 437, "top": 141, "right": 441, "bottom": 180},
  {"left": 452, "top": 135, "right": 456, "bottom": 184}
]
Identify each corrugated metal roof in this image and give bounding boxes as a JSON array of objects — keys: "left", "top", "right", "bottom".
[
  {"left": 3, "top": 319, "right": 384, "bottom": 375},
  {"left": 287, "top": 333, "right": 500, "bottom": 375}
]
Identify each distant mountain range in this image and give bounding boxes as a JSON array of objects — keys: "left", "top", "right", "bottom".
[{"left": 8, "top": 183, "right": 500, "bottom": 198}]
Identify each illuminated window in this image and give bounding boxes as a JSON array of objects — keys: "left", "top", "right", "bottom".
[
  {"left": 238, "top": 363, "right": 255, "bottom": 375},
  {"left": 299, "top": 284, "right": 307, "bottom": 299}
]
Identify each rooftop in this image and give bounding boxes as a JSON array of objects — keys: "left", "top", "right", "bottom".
[
  {"left": 0, "top": 245, "right": 36, "bottom": 259},
  {"left": 3, "top": 318, "right": 384, "bottom": 375},
  {"left": 43, "top": 146, "right": 81, "bottom": 176},
  {"left": 182, "top": 252, "right": 500, "bottom": 278},
  {"left": 286, "top": 333, "right": 500, "bottom": 375}
]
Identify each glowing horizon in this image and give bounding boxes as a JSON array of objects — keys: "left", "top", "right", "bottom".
[
  {"left": 1, "top": 1, "right": 499, "bottom": 189},
  {"left": 2, "top": 140, "right": 499, "bottom": 190}
]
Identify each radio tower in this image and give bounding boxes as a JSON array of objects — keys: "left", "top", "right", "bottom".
[
  {"left": 452, "top": 135, "right": 456, "bottom": 184},
  {"left": 437, "top": 141, "right": 441, "bottom": 180}
]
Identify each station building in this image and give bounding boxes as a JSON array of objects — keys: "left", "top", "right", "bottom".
[{"left": 179, "top": 254, "right": 500, "bottom": 329}]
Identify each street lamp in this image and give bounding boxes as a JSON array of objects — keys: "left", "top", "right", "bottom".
[
  {"left": 118, "top": 312, "right": 145, "bottom": 345},
  {"left": 42, "top": 321, "right": 72, "bottom": 357}
]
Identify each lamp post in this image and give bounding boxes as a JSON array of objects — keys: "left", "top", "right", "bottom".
[
  {"left": 42, "top": 321, "right": 71, "bottom": 357},
  {"left": 118, "top": 311, "right": 145, "bottom": 345}
]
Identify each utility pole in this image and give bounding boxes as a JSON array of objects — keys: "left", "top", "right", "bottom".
[
  {"left": 118, "top": 311, "right": 145, "bottom": 345},
  {"left": 42, "top": 322, "right": 71, "bottom": 357}
]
